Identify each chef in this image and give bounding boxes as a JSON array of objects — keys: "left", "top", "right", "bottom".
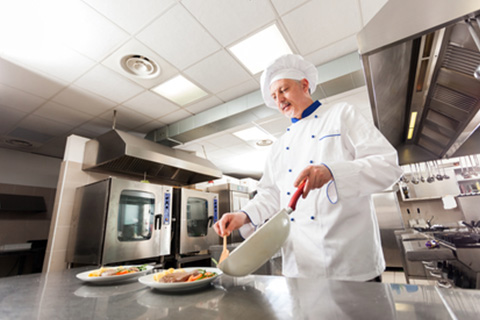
[{"left": 214, "top": 54, "right": 403, "bottom": 282}]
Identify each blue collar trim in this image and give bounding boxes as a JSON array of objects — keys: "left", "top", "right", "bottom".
[{"left": 291, "top": 100, "right": 321, "bottom": 123}]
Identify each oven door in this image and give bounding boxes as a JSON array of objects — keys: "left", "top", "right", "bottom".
[
  {"left": 102, "top": 178, "right": 171, "bottom": 264},
  {"left": 178, "top": 188, "right": 218, "bottom": 254}
]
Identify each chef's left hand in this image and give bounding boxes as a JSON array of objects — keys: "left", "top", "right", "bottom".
[{"left": 294, "top": 165, "right": 332, "bottom": 198}]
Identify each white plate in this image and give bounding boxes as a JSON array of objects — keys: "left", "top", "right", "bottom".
[
  {"left": 138, "top": 267, "right": 222, "bottom": 292},
  {"left": 76, "top": 265, "right": 154, "bottom": 284}
]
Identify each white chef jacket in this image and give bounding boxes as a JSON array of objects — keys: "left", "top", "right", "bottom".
[{"left": 239, "top": 101, "right": 403, "bottom": 281}]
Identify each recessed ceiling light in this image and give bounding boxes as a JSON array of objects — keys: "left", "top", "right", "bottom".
[
  {"left": 151, "top": 75, "right": 208, "bottom": 106},
  {"left": 233, "top": 126, "right": 275, "bottom": 144},
  {"left": 229, "top": 24, "right": 292, "bottom": 74},
  {"left": 256, "top": 139, "right": 273, "bottom": 147}
]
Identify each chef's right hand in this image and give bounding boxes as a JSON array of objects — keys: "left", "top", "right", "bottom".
[{"left": 214, "top": 212, "right": 250, "bottom": 237}]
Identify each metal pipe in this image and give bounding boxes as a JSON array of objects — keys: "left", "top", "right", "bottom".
[
  {"left": 112, "top": 110, "right": 117, "bottom": 129},
  {"left": 466, "top": 19, "right": 480, "bottom": 50},
  {"left": 466, "top": 19, "right": 480, "bottom": 79}
]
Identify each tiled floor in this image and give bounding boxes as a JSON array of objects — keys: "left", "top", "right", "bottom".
[{"left": 382, "top": 270, "right": 436, "bottom": 286}]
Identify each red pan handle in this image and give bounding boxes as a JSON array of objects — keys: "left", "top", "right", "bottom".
[{"left": 288, "top": 180, "right": 306, "bottom": 211}]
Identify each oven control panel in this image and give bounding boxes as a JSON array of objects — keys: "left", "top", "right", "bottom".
[
  {"left": 163, "top": 192, "right": 171, "bottom": 225},
  {"left": 213, "top": 198, "right": 218, "bottom": 222}
]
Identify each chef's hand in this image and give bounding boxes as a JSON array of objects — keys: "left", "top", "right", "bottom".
[
  {"left": 294, "top": 165, "right": 333, "bottom": 198},
  {"left": 214, "top": 212, "right": 251, "bottom": 237}
]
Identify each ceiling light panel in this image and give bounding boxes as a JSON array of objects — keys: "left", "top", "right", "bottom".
[
  {"left": 229, "top": 24, "right": 292, "bottom": 74},
  {"left": 233, "top": 126, "right": 275, "bottom": 142},
  {"left": 152, "top": 75, "right": 208, "bottom": 106}
]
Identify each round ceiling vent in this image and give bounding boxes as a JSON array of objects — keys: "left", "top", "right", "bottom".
[{"left": 120, "top": 55, "right": 160, "bottom": 79}]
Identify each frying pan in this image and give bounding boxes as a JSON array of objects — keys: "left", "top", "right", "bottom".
[{"left": 218, "top": 181, "right": 306, "bottom": 277}]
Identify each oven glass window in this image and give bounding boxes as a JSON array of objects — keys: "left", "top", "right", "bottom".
[
  {"left": 118, "top": 190, "right": 155, "bottom": 241},
  {"left": 186, "top": 197, "right": 208, "bottom": 237}
]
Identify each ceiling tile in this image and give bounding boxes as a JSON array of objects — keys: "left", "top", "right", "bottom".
[
  {"left": 304, "top": 35, "right": 358, "bottom": 67},
  {"left": 1, "top": 44, "right": 96, "bottom": 83},
  {"left": 132, "top": 119, "right": 167, "bottom": 135},
  {"left": 136, "top": 4, "right": 221, "bottom": 70},
  {"left": 157, "top": 109, "right": 193, "bottom": 124},
  {"left": 257, "top": 116, "right": 290, "bottom": 136},
  {"left": 7, "top": 127, "right": 53, "bottom": 144},
  {"left": 82, "top": 0, "right": 176, "bottom": 34},
  {"left": 102, "top": 38, "right": 179, "bottom": 88},
  {"left": 185, "top": 96, "right": 224, "bottom": 114},
  {"left": 176, "top": 140, "right": 220, "bottom": 156},
  {"left": 0, "top": 105, "right": 27, "bottom": 135},
  {"left": 123, "top": 90, "right": 180, "bottom": 118},
  {"left": 182, "top": 0, "right": 276, "bottom": 46},
  {"left": 205, "top": 132, "right": 244, "bottom": 148},
  {"left": 52, "top": 85, "right": 116, "bottom": 116},
  {"left": 271, "top": 0, "right": 310, "bottom": 15},
  {"left": 74, "top": 65, "right": 145, "bottom": 103},
  {"left": 33, "top": 101, "right": 92, "bottom": 127},
  {"left": 0, "top": 58, "right": 65, "bottom": 99},
  {"left": 0, "top": 83, "right": 46, "bottom": 113},
  {"left": 72, "top": 117, "right": 119, "bottom": 138},
  {"left": 282, "top": 0, "right": 362, "bottom": 55},
  {"left": 215, "top": 79, "right": 259, "bottom": 102},
  {"left": 184, "top": 50, "right": 251, "bottom": 94},
  {"left": 99, "top": 105, "right": 154, "bottom": 129},
  {"left": 359, "top": 0, "right": 388, "bottom": 25},
  {"left": 33, "top": 136, "right": 67, "bottom": 158},
  {"left": 43, "top": 0, "right": 130, "bottom": 61},
  {"left": 17, "top": 114, "right": 72, "bottom": 137}
]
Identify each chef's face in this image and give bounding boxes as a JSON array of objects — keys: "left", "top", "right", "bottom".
[{"left": 270, "top": 78, "right": 312, "bottom": 119}]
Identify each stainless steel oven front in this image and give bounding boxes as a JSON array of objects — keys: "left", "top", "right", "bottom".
[
  {"left": 67, "top": 177, "right": 172, "bottom": 265},
  {"left": 173, "top": 188, "right": 219, "bottom": 255}
]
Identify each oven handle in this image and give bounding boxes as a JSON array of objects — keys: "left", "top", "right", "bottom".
[
  {"left": 208, "top": 216, "right": 214, "bottom": 228},
  {"left": 155, "top": 214, "right": 163, "bottom": 230}
]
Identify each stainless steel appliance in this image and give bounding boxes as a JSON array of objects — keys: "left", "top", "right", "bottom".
[
  {"left": 371, "top": 191, "right": 405, "bottom": 268},
  {"left": 82, "top": 129, "right": 222, "bottom": 186},
  {"left": 206, "top": 183, "right": 251, "bottom": 243},
  {"left": 66, "top": 177, "right": 172, "bottom": 266},
  {"left": 173, "top": 188, "right": 219, "bottom": 257},
  {"left": 357, "top": 0, "right": 480, "bottom": 164},
  {"left": 432, "top": 230, "right": 480, "bottom": 289}
]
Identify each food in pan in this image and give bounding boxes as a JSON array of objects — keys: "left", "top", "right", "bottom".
[
  {"left": 153, "top": 268, "right": 217, "bottom": 283},
  {"left": 88, "top": 265, "right": 148, "bottom": 277}
]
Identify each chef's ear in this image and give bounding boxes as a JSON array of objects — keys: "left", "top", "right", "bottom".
[{"left": 300, "top": 78, "right": 309, "bottom": 93}]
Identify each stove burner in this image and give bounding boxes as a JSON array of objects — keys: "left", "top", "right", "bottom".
[{"left": 434, "top": 232, "right": 480, "bottom": 248}]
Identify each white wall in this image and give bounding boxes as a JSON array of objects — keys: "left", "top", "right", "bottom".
[{"left": 0, "top": 148, "right": 61, "bottom": 188}]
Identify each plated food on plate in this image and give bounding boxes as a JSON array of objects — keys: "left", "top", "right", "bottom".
[
  {"left": 153, "top": 268, "right": 217, "bottom": 283},
  {"left": 88, "top": 265, "right": 149, "bottom": 277},
  {"left": 139, "top": 267, "right": 222, "bottom": 292},
  {"left": 76, "top": 265, "right": 153, "bottom": 284}
]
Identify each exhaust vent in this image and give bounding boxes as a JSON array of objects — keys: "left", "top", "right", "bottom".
[
  {"left": 120, "top": 55, "right": 160, "bottom": 79},
  {"left": 83, "top": 130, "right": 222, "bottom": 186}
]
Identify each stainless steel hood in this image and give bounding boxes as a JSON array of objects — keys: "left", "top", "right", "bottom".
[
  {"left": 357, "top": 0, "right": 480, "bottom": 165},
  {"left": 82, "top": 129, "right": 222, "bottom": 186}
]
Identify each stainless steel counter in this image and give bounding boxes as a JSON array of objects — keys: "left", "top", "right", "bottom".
[{"left": 1, "top": 267, "right": 480, "bottom": 319}]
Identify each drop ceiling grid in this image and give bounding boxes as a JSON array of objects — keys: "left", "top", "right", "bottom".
[{"left": 0, "top": 0, "right": 389, "bottom": 176}]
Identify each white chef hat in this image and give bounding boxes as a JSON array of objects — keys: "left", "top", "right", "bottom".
[{"left": 260, "top": 54, "right": 318, "bottom": 108}]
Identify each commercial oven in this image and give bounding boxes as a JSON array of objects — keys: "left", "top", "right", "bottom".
[
  {"left": 172, "top": 188, "right": 219, "bottom": 256},
  {"left": 66, "top": 177, "right": 172, "bottom": 266}
]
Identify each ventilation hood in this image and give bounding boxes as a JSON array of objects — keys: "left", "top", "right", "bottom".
[
  {"left": 83, "top": 129, "right": 222, "bottom": 186},
  {"left": 357, "top": 0, "right": 480, "bottom": 164}
]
